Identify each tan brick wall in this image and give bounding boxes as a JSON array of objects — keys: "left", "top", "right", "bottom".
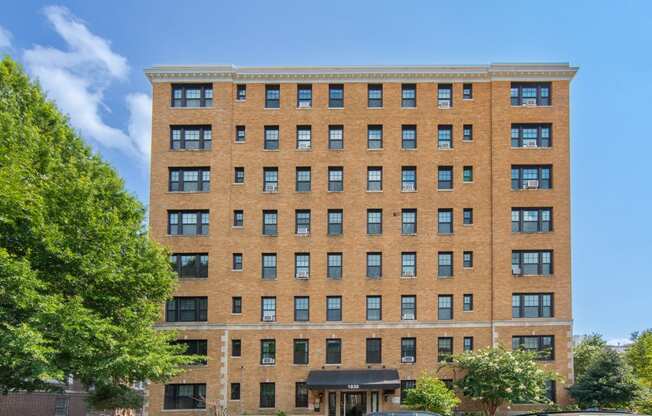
[{"left": 146, "top": 72, "right": 573, "bottom": 415}]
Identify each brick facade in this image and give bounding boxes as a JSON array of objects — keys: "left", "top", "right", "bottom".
[{"left": 145, "top": 64, "right": 577, "bottom": 416}]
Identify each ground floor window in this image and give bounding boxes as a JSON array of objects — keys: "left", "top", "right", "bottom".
[
  {"left": 295, "top": 382, "right": 308, "bottom": 407},
  {"left": 260, "top": 382, "right": 275, "bottom": 408},
  {"left": 164, "top": 384, "right": 206, "bottom": 409}
]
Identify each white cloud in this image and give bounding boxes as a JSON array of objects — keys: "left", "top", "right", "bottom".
[
  {"left": 0, "top": 25, "right": 11, "bottom": 49},
  {"left": 607, "top": 338, "right": 632, "bottom": 346},
  {"left": 23, "top": 6, "right": 150, "bottom": 160}
]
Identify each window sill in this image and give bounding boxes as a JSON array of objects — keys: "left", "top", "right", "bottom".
[
  {"left": 438, "top": 147, "right": 453, "bottom": 151},
  {"left": 327, "top": 107, "right": 344, "bottom": 110},
  {"left": 463, "top": 98, "right": 474, "bottom": 101},
  {"left": 262, "top": 149, "right": 280, "bottom": 152},
  {"left": 231, "top": 313, "right": 242, "bottom": 316},
  {"left": 168, "top": 148, "right": 211, "bottom": 153},
  {"left": 401, "top": 233, "right": 417, "bottom": 236},
  {"left": 177, "top": 277, "right": 208, "bottom": 280},
  {"left": 234, "top": 141, "right": 246, "bottom": 144},
  {"left": 166, "top": 234, "right": 209, "bottom": 238},
  {"left": 232, "top": 182, "right": 245, "bottom": 186},
  {"left": 328, "top": 148, "right": 344, "bottom": 151},
  {"left": 463, "top": 224, "right": 474, "bottom": 227},
  {"left": 323, "top": 363, "right": 342, "bottom": 367},
  {"left": 232, "top": 226, "right": 244, "bottom": 229},
  {"left": 232, "top": 269, "right": 243, "bottom": 272},
  {"left": 401, "top": 148, "right": 417, "bottom": 151},
  {"left": 260, "top": 364, "right": 276, "bottom": 367},
  {"left": 262, "top": 234, "right": 278, "bottom": 237},
  {"left": 400, "top": 106, "right": 417, "bottom": 109},
  {"left": 261, "top": 277, "right": 278, "bottom": 281},
  {"left": 366, "top": 190, "right": 383, "bottom": 193},
  {"left": 166, "top": 191, "right": 210, "bottom": 194},
  {"left": 437, "top": 188, "right": 453, "bottom": 192},
  {"left": 295, "top": 148, "right": 312, "bottom": 152},
  {"left": 367, "top": 148, "right": 384, "bottom": 151},
  {"left": 512, "top": 231, "right": 554, "bottom": 234},
  {"left": 168, "top": 106, "right": 213, "bottom": 110},
  {"left": 511, "top": 188, "right": 553, "bottom": 191},
  {"left": 401, "top": 189, "right": 417, "bottom": 193},
  {"left": 463, "top": 181, "right": 474, "bottom": 184},
  {"left": 367, "top": 106, "right": 384, "bottom": 109},
  {"left": 263, "top": 107, "right": 280, "bottom": 110},
  {"left": 511, "top": 105, "right": 552, "bottom": 108},
  {"left": 437, "top": 276, "right": 454, "bottom": 280},
  {"left": 296, "top": 106, "right": 312, "bottom": 110},
  {"left": 400, "top": 276, "right": 416, "bottom": 280},
  {"left": 513, "top": 274, "right": 554, "bottom": 278},
  {"left": 511, "top": 146, "right": 552, "bottom": 150},
  {"left": 462, "top": 139, "right": 473, "bottom": 143},
  {"left": 366, "top": 277, "right": 382, "bottom": 281},
  {"left": 262, "top": 191, "right": 279, "bottom": 194},
  {"left": 437, "top": 233, "right": 454, "bottom": 236}
]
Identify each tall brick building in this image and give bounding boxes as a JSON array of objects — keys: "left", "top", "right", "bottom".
[{"left": 145, "top": 63, "right": 577, "bottom": 416}]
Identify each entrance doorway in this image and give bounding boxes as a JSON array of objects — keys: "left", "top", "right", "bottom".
[{"left": 342, "top": 392, "right": 366, "bottom": 416}]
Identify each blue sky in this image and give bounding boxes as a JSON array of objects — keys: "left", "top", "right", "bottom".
[{"left": 2, "top": 0, "right": 650, "bottom": 342}]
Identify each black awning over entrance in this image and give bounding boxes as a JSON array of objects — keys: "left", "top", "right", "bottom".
[{"left": 306, "top": 369, "right": 400, "bottom": 390}]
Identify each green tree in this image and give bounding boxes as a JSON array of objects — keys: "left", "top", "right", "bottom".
[
  {"left": 404, "top": 373, "right": 460, "bottom": 415},
  {"left": 454, "top": 346, "right": 556, "bottom": 416},
  {"left": 0, "top": 56, "right": 199, "bottom": 414},
  {"left": 627, "top": 330, "right": 652, "bottom": 387},
  {"left": 573, "top": 334, "right": 608, "bottom": 379},
  {"left": 568, "top": 347, "right": 640, "bottom": 409}
]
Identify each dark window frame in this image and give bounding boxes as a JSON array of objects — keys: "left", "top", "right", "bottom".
[
  {"left": 437, "top": 84, "right": 453, "bottom": 107},
  {"left": 262, "top": 210, "right": 278, "bottom": 236},
  {"left": 463, "top": 83, "right": 473, "bottom": 100},
  {"left": 512, "top": 250, "right": 553, "bottom": 276},
  {"left": 296, "top": 125, "right": 312, "bottom": 150},
  {"left": 512, "top": 335, "right": 555, "bottom": 360},
  {"left": 438, "top": 209, "right": 453, "bottom": 234},
  {"left": 164, "top": 383, "right": 206, "bottom": 409},
  {"left": 231, "top": 339, "right": 241, "bottom": 357},
  {"left": 367, "top": 125, "right": 383, "bottom": 149},
  {"left": 463, "top": 207, "right": 474, "bottom": 225},
  {"left": 438, "top": 295, "right": 453, "bottom": 320},
  {"left": 326, "top": 296, "right": 342, "bottom": 321},
  {"left": 261, "top": 296, "right": 277, "bottom": 321},
  {"left": 327, "top": 252, "right": 343, "bottom": 279},
  {"left": 368, "top": 84, "right": 383, "bottom": 107},
  {"left": 261, "top": 253, "right": 277, "bottom": 280},
  {"left": 260, "top": 339, "right": 276, "bottom": 364},
  {"left": 401, "top": 252, "right": 417, "bottom": 277},
  {"left": 328, "top": 84, "right": 344, "bottom": 108},
  {"left": 293, "top": 339, "right": 309, "bottom": 365},
  {"left": 170, "top": 125, "right": 212, "bottom": 150},
  {"left": 264, "top": 126, "right": 280, "bottom": 150},
  {"left": 401, "top": 84, "right": 416, "bottom": 107},
  {"left": 234, "top": 167, "right": 245, "bottom": 184},
  {"left": 170, "top": 253, "right": 208, "bottom": 278},
  {"left": 366, "top": 295, "right": 382, "bottom": 321},
  {"left": 265, "top": 85, "right": 280, "bottom": 108},
  {"left": 401, "top": 208, "right": 417, "bottom": 235},
  {"left": 512, "top": 207, "right": 553, "bottom": 233},
  {"left": 172, "top": 84, "right": 212, "bottom": 108},
  {"left": 231, "top": 382, "right": 241, "bottom": 401},
  {"left": 402, "top": 125, "right": 417, "bottom": 149},
  {"left": 366, "top": 252, "right": 382, "bottom": 278},
  {"left": 328, "top": 125, "right": 344, "bottom": 150},
  {"left": 259, "top": 382, "right": 276, "bottom": 408},
  {"left": 463, "top": 294, "right": 474, "bottom": 311},
  {"left": 297, "top": 84, "right": 313, "bottom": 108},
  {"left": 328, "top": 167, "right": 344, "bottom": 192},
  {"left": 367, "top": 209, "right": 383, "bottom": 235},
  {"left": 438, "top": 337, "right": 453, "bottom": 362},
  {"left": 166, "top": 297, "right": 208, "bottom": 322},
  {"left": 367, "top": 167, "right": 383, "bottom": 191},
  {"left": 295, "top": 382, "right": 309, "bottom": 408},
  {"left": 438, "top": 125, "right": 453, "bottom": 149},
  {"left": 463, "top": 336, "right": 474, "bottom": 352},
  {"left": 511, "top": 82, "right": 551, "bottom": 106},
  {"left": 366, "top": 338, "right": 382, "bottom": 364},
  {"left": 401, "top": 295, "right": 416, "bottom": 320},
  {"left": 325, "top": 338, "right": 342, "bottom": 364},
  {"left": 294, "top": 296, "right": 310, "bottom": 321},
  {"left": 463, "top": 251, "right": 474, "bottom": 268},
  {"left": 232, "top": 296, "right": 242, "bottom": 314},
  {"left": 511, "top": 165, "right": 552, "bottom": 190},
  {"left": 236, "top": 84, "right": 246, "bottom": 101},
  {"left": 512, "top": 293, "right": 554, "bottom": 318},
  {"left": 327, "top": 209, "right": 343, "bottom": 235},
  {"left": 438, "top": 166, "right": 453, "bottom": 189},
  {"left": 167, "top": 210, "right": 209, "bottom": 235},
  {"left": 401, "top": 337, "right": 417, "bottom": 361},
  {"left": 233, "top": 210, "right": 244, "bottom": 227},
  {"left": 511, "top": 123, "right": 552, "bottom": 148}
]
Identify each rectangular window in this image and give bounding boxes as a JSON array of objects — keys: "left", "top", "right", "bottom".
[
  {"left": 261, "top": 297, "right": 277, "bottom": 321},
  {"left": 295, "top": 210, "right": 311, "bottom": 235},
  {"left": 438, "top": 125, "right": 453, "bottom": 149},
  {"left": 261, "top": 253, "right": 277, "bottom": 279},
  {"left": 295, "top": 253, "right": 310, "bottom": 278},
  {"left": 463, "top": 166, "right": 473, "bottom": 183},
  {"left": 294, "top": 339, "right": 309, "bottom": 365},
  {"left": 511, "top": 82, "right": 551, "bottom": 106},
  {"left": 463, "top": 208, "right": 473, "bottom": 225},
  {"left": 511, "top": 165, "right": 552, "bottom": 190},
  {"left": 233, "top": 210, "right": 244, "bottom": 227},
  {"left": 236, "top": 84, "right": 246, "bottom": 101},
  {"left": 463, "top": 251, "right": 473, "bottom": 268},
  {"left": 512, "top": 250, "right": 553, "bottom": 276},
  {"left": 366, "top": 252, "right": 382, "bottom": 278},
  {"left": 368, "top": 84, "right": 383, "bottom": 107},
  {"left": 164, "top": 384, "right": 206, "bottom": 409},
  {"left": 295, "top": 167, "right": 311, "bottom": 192},
  {"left": 512, "top": 208, "right": 553, "bottom": 233},
  {"left": 295, "top": 382, "right": 309, "bottom": 408},
  {"left": 327, "top": 209, "right": 343, "bottom": 235},
  {"left": 170, "top": 126, "right": 212, "bottom": 150},
  {"left": 367, "top": 209, "right": 382, "bottom": 235},
  {"left": 265, "top": 85, "right": 280, "bottom": 108},
  {"left": 170, "top": 253, "right": 208, "bottom": 278},
  {"left": 438, "top": 337, "right": 453, "bottom": 362},
  {"left": 401, "top": 84, "right": 416, "bottom": 107},
  {"left": 367, "top": 125, "right": 383, "bottom": 149},
  {"left": 327, "top": 252, "right": 343, "bottom": 279},
  {"left": 264, "top": 126, "right": 279, "bottom": 150},
  {"left": 168, "top": 211, "right": 209, "bottom": 236},
  {"left": 232, "top": 297, "right": 242, "bottom": 314},
  {"left": 463, "top": 83, "right": 473, "bottom": 100},
  {"left": 297, "top": 84, "right": 312, "bottom": 108},
  {"left": 401, "top": 252, "right": 416, "bottom": 277},
  {"left": 294, "top": 296, "right": 309, "bottom": 321},
  {"left": 366, "top": 338, "right": 382, "bottom": 363},
  {"left": 265, "top": 172, "right": 284, "bottom": 198},
  {"left": 232, "top": 253, "right": 243, "bottom": 271},
  {"left": 438, "top": 84, "right": 452, "bottom": 107},
  {"left": 328, "top": 167, "right": 344, "bottom": 192},
  {"left": 169, "top": 167, "right": 210, "bottom": 192},
  {"left": 260, "top": 339, "right": 276, "bottom": 364},
  {"left": 231, "top": 383, "right": 241, "bottom": 401},
  {"left": 235, "top": 125, "right": 246, "bottom": 142},
  {"left": 400, "top": 380, "right": 416, "bottom": 404},
  {"left": 172, "top": 84, "right": 212, "bottom": 108},
  {"left": 401, "top": 337, "right": 416, "bottom": 362},
  {"left": 232, "top": 339, "right": 241, "bottom": 357},
  {"left": 512, "top": 335, "right": 555, "bottom": 360},
  {"left": 463, "top": 294, "right": 474, "bottom": 311},
  {"left": 438, "top": 166, "right": 453, "bottom": 189},
  {"left": 463, "top": 124, "right": 473, "bottom": 141},
  {"left": 438, "top": 209, "right": 453, "bottom": 234},
  {"left": 326, "top": 339, "right": 342, "bottom": 363},
  {"left": 401, "top": 166, "right": 416, "bottom": 191},
  {"left": 512, "top": 123, "right": 552, "bottom": 148},
  {"left": 234, "top": 167, "right": 245, "bottom": 184},
  {"left": 329, "top": 125, "right": 344, "bottom": 149},
  {"left": 166, "top": 297, "right": 208, "bottom": 322},
  {"left": 402, "top": 209, "right": 417, "bottom": 235},
  {"left": 402, "top": 125, "right": 417, "bottom": 149},
  {"left": 174, "top": 339, "right": 208, "bottom": 364},
  {"left": 512, "top": 293, "right": 554, "bottom": 318},
  {"left": 401, "top": 295, "right": 416, "bottom": 320},
  {"left": 366, "top": 296, "right": 382, "bottom": 320},
  {"left": 327, "top": 296, "right": 342, "bottom": 321},
  {"left": 463, "top": 336, "right": 474, "bottom": 352},
  {"left": 438, "top": 295, "right": 453, "bottom": 320},
  {"left": 296, "top": 125, "right": 312, "bottom": 150},
  {"left": 259, "top": 383, "right": 275, "bottom": 408},
  {"left": 367, "top": 167, "right": 382, "bottom": 191},
  {"left": 438, "top": 252, "right": 453, "bottom": 277},
  {"left": 329, "top": 84, "right": 344, "bottom": 107},
  {"left": 262, "top": 210, "right": 278, "bottom": 235}
]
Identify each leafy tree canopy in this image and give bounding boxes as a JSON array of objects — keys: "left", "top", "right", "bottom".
[
  {"left": 0, "top": 56, "right": 197, "bottom": 404},
  {"left": 573, "top": 333, "right": 608, "bottom": 380},
  {"left": 627, "top": 329, "right": 652, "bottom": 387},
  {"left": 404, "top": 373, "right": 460, "bottom": 415}
]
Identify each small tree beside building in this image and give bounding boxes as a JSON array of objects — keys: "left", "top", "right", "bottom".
[{"left": 404, "top": 374, "right": 460, "bottom": 415}]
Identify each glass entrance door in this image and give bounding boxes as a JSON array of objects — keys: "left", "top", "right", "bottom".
[
  {"left": 342, "top": 392, "right": 366, "bottom": 416},
  {"left": 370, "top": 391, "right": 379, "bottom": 413}
]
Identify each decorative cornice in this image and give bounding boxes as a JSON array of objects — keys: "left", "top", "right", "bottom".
[{"left": 144, "top": 63, "right": 578, "bottom": 84}]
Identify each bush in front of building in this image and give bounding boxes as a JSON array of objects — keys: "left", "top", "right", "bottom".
[{"left": 404, "top": 373, "right": 460, "bottom": 415}]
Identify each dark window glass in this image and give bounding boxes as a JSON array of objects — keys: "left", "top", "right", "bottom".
[
  {"left": 233, "top": 210, "right": 244, "bottom": 227},
  {"left": 438, "top": 125, "right": 453, "bottom": 149},
  {"left": 367, "top": 126, "right": 383, "bottom": 149},
  {"left": 328, "top": 167, "right": 344, "bottom": 192},
  {"left": 402, "top": 209, "right": 417, "bottom": 235},
  {"left": 463, "top": 83, "right": 473, "bottom": 99},
  {"left": 232, "top": 253, "right": 243, "bottom": 270},
  {"left": 261, "top": 297, "right": 276, "bottom": 321},
  {"left": 260, "top": 383, "right": 275, "bottom": 408},
  {"left": 366, "top": 296, "right": 382, "bottom": 321},
  {"left": 512, "top": 293, "right": 553, "bottom": 318},
  {"left": 235, "top": 125, "right": 246, "bottom": 142},
  {"left": 511, "top": 123, "right": 552, "bottom": 148},
  {"left": 326, "top": 339, "right": 342, "bottom": 363},
  {"left": 438, "top": 295, "right": 453, "bottom": 320},
  {"left": 168, "top": 211, "right": 209, "bottom": 235},
  {"left": 327, "top": 252, "right": 342, "bottom": 279},
  {"left": 171, "top": 126, "right": 212, "bottom": 150},
  {"left": 232, "top": 297, "right": 242, "bottom": 314},
  {"left": 262, "top": 253, "right": 277, "bottom": 280},
  {"left": 297, "top": 84, "right": 312, "bottom": 108},
  {"left": 260, "top": 339, "right": 276, "bottom": 364},
  {"left": 173, "top": 339, "right": 208, "bottom": 364},
  {"left": 263, "top": 167, "right": 279, "bottom": 192},
  {"left": 401, "top": 167, "right": 416, "bottom": 191},
  {"left": 367, "top": 167, "right": 382, "bottom": 191},
  {"left": 368, "top": 84, "right": 383, "bottom": 107},
  {"left": 170, "top": 253, "right": 208, "bottom": 278},
  {"left": 463, "top": 208, "right": 473, "bottom": 225},
  {"left": 262, "top": 210, "right": 278, "bottom": 236},
  {"left": 166, "top": 297, "right": 207, "bottom": 322},
  {"left": 265, "top": 85, "right": 280, "bottom": 108},
  {"left": 438, "top": 166, "right": 453, "bottom": 189},
  {"left": 463, "top": 124, "right": 473, "bottom": 141},
  {"left": 295, "top": 210, "right": 311, "bottom": 235},
  {"left": 401, "top": 295, "right": 416, "bottom": 320},
  {"left": 366, "top": 252, "right": 382, "bottom": 278},
  {"left": 400, "top": 380, "right": 416, "bottom": 404},
  {"left": 401, "top": 84, "right": 416, "bottom": 107},
  {"left": 236, "top": 84, "right": 246, "bottom": 101},
  {"left": 327, "top": 209, "right": 343, "bottom": 235},
  {"left": 438, "top": 84, "right": 452, "bottom": 107},
  {"left": 297, "top": 125, "right": 312, "bottom": 150},
  {"left": 172, "top": 84, "right": 212, "bottom": 108},
  {"left": 294, "top": 296, "right": 309, "bottom": 321},
  {"left": 463, "top": 166, "right": 473, "bottom": 183},
  {"left": 401, "top": 252, "right": 416, "bottom": 277},
  {"left": 512, "top": 335, "right": 555, "bottom": 360},
  {"left": 402, "top": 125, "right": 417, "bottom": 149},
  {"left": 438, "top": 209, "right": 453, "bottom": 234},
  {"left": 401, "top": 337, "right": 416, "bottom": 362},
  {"left": 511, "top": 165, "right": 552, "bottom": 190},
  {"left": 296, "top": 382, "right": 309, "bottom": 408},
  {"left": 463, "top": 336, "right": 474, "bottom": 351},
  {"left": 264, "top": 126, "right": 279, "bottom": 150},
  {"left": 366, "top": 338, "right": 382, "bottom": 363},
  {"left": 512, "top": 208, "right": 552, "bottom": 233},
  {"left": 463, "top": 294, "right": 473, "bottom": 311},
  {"left": 294, "top": 339, "right": 309, "bottom": 364},
  {"left": 231, "top": 339, "right": 241, "bottom": 357},
  {"left": 296, "top": 167, "right": 312, "bottom": 191},
  {"left": 511, "top": 82, "right": 551, "bottom": 106},
  {"left": 463, "top": 251, "right": 473, "bottom": 268},
  {"left": 329, "top": 125, "right": 344, "bottom": 149},
  {"left": 512, "top": 250, "right": 553, "bottom": 276},
  {"left": 438, "top": 337, "right": 453, "bottom": 362},
  {"left": 234, "top": 167, "right": 245, "bottom": 184},
  {"left": 329, "top": 84, "right": 344, "bottom": 107},
  {"left": 164, "top": 384, "right": 206, "bottom": 409},
  {"left": 438, "top": 252, "right": 453, "bottom": 277},
  {"left": 367, "top": 209, "right": 382, "bottom": 235},
  {"left": 231, "top": 383, "right": 241, "bottom": 400},
  {"left": 326, "top": 296, "right": 342, "bottom": 321}
]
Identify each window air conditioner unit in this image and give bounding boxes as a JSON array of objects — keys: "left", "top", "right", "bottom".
[
  {"left": 262, "top": 357, "right": 275, "bottom": 365},
  {"left": 512, "top": 265, "right": 522, "bottom": 275},
  {"left": 525, "top": 179, "right": 540, "bottom": 189},
  {"left": 439, "top": 141, "right": 451, "bottom": 149},
  {"left": 522, "top": 98, "right": 537, "bottom": 106},
  {"left": 298, "top": 141, "right": 311, "bottom": 149},
  {"left": 297, "top": 226, "right": 309, "bottom": 235},
  {"left": 296, "top": 271, "right": 310, "bottom": 279},
  {"left": 298, "top": 101, "right": 311, "bottom": 108},
  {"left": 523, "top": 141, "right": 538, "bottom": 148},
  {"left": 262, "top": 314, "right": 275, "bottom": 322},
  {"left": 402, "top": 183, "right": 416, "bottom": 192},
  {"left": 401, "top": 356, "right": 415, "bottom": 363},
  {"left": 438, "top": 100, "right": 451, "bottom": 109},
  {"left": 265, "top": 183, "right": 278, "bottom": 192}
]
